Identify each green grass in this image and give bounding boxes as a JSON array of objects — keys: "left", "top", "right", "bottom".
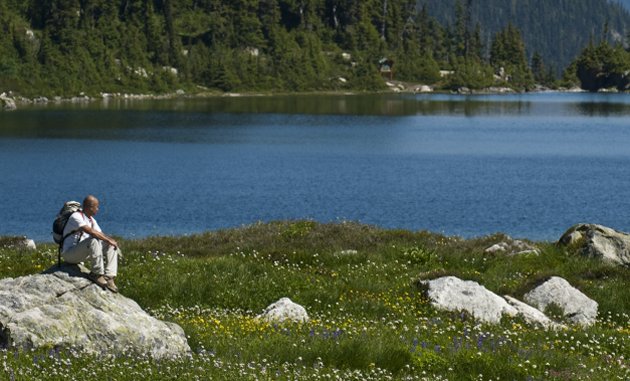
[{"left": 1, "top": 221, "right": 629, "bottom": 380}]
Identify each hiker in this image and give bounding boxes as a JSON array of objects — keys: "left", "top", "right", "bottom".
[{"left": 61, "top": 195, "right": 120, "bottom": 293}]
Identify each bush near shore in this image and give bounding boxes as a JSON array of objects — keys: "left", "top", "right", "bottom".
[{"left": 0, "top": 221, "right": 628, "bottom": 380}]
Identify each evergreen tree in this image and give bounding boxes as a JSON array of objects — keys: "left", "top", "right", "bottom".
[
  {"left": 490, "top": 24, "right": 533, "bottom": 88},
  {"left": 531, "top": 51, "right": 546, "bottom": 83},
  {"left": 446, "top": 57, "right": 494, "bottom": 90},
  {"left": 422, "top": 0, "right": 630, "bottom": 77},
  {"left": 0, "top": 4, "right": 21, "bottom": 85},
  {"left": 1, "top": 0, "right": 626, "bottom": 95},
  {"left": 575, "top": 41, "right": 630, "bottom": 91}
]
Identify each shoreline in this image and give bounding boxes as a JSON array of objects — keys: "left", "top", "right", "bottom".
[{"left": 1, "top": 84, "right": 591, "bottom": 111}]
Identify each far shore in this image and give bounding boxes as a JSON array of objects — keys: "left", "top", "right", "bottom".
[{"left": 1, "top": 82, "right": 595, "bottom": 111}]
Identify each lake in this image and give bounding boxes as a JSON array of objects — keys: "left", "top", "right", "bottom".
[{"left": 1, "top": 92, "right": 630, "bottom": 242}]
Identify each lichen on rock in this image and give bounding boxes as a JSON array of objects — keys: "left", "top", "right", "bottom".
[{"left": 0, "top": 264, "right": 190, "bottom": 358}]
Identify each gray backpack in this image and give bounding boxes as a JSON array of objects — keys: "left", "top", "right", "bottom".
[{"left": 52, "top": 201, "right": 81, "bottom": 265}]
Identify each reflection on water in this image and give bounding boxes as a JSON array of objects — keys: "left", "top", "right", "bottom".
[
  {"left": 2, "top": 92, "right": 630, "bottom": 142},
  {"left": 3, "top": 92, "right": 630, "bottom": 119},
  {"left": 572, "top": 101, "right": 630, "bottom": 116}
]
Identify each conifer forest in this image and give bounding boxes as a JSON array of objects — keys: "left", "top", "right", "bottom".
[{"left": 2, "top": 0, "right": 630, "bottom": 96}]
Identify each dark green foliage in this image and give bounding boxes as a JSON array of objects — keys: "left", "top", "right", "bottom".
[
  {"left": 530, "top": 51, "right": 555, "bottom": 85},
  {"left": 0, "top": 0, "right": 628, "bottom": 95},
  {"left": 490, "top": 24, "right": 534, "bottom": 88},
  {"left": 349, "top": 58, "right": 386, "bottom": 91},
  {"left": 395, "top": 52, "right": 441, "bottom": 84},
  {"left": 445, "top": 58, "right": 494, "bottom": 90},
  {"left": 574, "top": 41, "right": 630, "bottom": 92},
  {"left": 421, "top": 0, "right": 630, "bottom": 77}
]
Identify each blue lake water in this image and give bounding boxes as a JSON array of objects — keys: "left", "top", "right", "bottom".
[{"left": 1, "top": 92, "right": 630, "bottom": 242}]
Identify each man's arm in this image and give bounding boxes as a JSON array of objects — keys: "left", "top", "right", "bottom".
[{"left": 80, "top": 225, "right": 118, "bottom": 249}]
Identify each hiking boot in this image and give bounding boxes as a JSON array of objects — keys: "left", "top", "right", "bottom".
[
  {"left": 88, "top": 272, "right": 107, "bottom": 289},
  {"left": 105, "top": 276, "right": 118, "bottom": 293}
]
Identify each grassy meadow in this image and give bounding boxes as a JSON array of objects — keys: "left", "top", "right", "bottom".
[{"left": 0, "top": 221, "right": 628, "bottom": 380}]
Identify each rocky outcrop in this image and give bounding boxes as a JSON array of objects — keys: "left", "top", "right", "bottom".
[
  {"left": 485, "top": 237, "right": 540, "bottom": 256},
  {"left": 0, "top": 265, "right": 190, "bottom": 358},
  {"left": 0, "top": 93, "right": 17, "bottom": 111},
  {"left": 414, "top": 85, "right": 433, "bottom": 93},
  {"left": 559, "top": 223, "right": 630, "bottom": 266},
  {"left": 257, "top": 297, "right": 309, "bottom": 323},
  {"left": 421, "top": 276, "right": 589, "bottom": 328},
  {"left": 421, "top": 276, "right": 518, "bottom": 324},
  {"left": 524, "top": 276, "right": 598, "bottom": 326}
]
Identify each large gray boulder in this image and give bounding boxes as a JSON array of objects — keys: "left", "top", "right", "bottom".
[
  {"left": 0, "top": 265, "right": 190, "bottom": 358},
  {"left": 559, "top": 224, "right": 630, "bottom": 266},
  {"left": 524, "top": 276, "right": 598, "bottom": 326},
  {"left": 421, "top": 276, "right": 518, "bottom": 324},
  {"left": 257, "top": 297, "right": 309, "bottom": 323}
]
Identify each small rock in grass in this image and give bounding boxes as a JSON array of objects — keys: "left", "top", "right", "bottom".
[
  {"left": 257, "top": 297, "right": 309, "bottom": 323},
  {"left": 337, "top": 249, "right": 358, "bottom": 256},
  {"left": 484, "top": 237, "right": 540, "bottom": 256}
]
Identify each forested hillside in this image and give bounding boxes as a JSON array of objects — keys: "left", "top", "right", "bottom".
[
  {"left": 420, "top": 0, "right": 630, "bottom": 74},
  {"left": 0, "top": 0, "right": 628, "bottom": 97}
]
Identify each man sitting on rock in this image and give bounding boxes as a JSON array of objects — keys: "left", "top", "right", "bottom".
[{"left": 61, "top": 195, "right": 119, "bottom": 293}]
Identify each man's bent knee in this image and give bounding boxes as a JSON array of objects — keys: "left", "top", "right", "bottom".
[{"left": 87, "top": 238, "right": 102, "bottom": 251}]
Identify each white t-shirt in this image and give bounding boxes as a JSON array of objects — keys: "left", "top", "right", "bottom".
[{"left": 62, "top": 211, "right": 102, "bottom": 253}]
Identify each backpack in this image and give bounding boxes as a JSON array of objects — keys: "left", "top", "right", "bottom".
[{"left": 52, "top": 201, "right": 82, "bottom": 265}]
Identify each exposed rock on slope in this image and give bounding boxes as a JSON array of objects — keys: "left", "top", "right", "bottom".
[
  {"left": 503, "top": 295, "right": 563, "bottom": 329},
  {"left": 0, "top": 265, "right": 190, "bottom": 358},
  {"left": 559, "top": 223, "right": 630, "bottom": 266},
  {"left": 421, "top": 276, "right": 593, "bottom": 328},
  {"left": 524, "top": 276, "right": 598, "bottom": 326},
  {"left": 484, "top": 237, "right": 540, "bottom": 256},
  {"left": 420, "top": 276, "right": 518, "bottom": 324}
]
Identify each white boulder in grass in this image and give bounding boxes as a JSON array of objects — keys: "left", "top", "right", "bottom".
[
  {"left": 421, "top": 276, "right": 518, "bottom": 324},
  {"left": 503, "top": 295, "right": 564, "bottom": 329},
  {"left": 484, "top": 238, "right": 540, "bottom": 256},
  {"left": 559, "top": 223, "right": 630, "bottom": 266},
  {"left": 0, "top": 264, "right": 190, "bottom": 358},
  {"left": 524, "top": 276, "right": 598, "bottom": 326},
  {"left": 257, "top": 297, "right": 309, "bottom": 323},
  {"left": 20, "top": 238, "right": 37, "bottom": 250}
]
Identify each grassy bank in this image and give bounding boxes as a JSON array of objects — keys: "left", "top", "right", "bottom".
[{"left": 0, "top": 221, "right": 628, "bottom": 380}]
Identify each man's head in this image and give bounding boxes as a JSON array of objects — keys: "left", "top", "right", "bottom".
[{"left": 83, "top": 195, "right": 100, "bottom": 217}]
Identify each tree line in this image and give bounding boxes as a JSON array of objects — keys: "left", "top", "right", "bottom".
[
  {"left": 421, "top": 0, "right": 630, "bottom": 75},
  {"left": 0, "top": 0, "right": 628, "bottom": 96}
]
